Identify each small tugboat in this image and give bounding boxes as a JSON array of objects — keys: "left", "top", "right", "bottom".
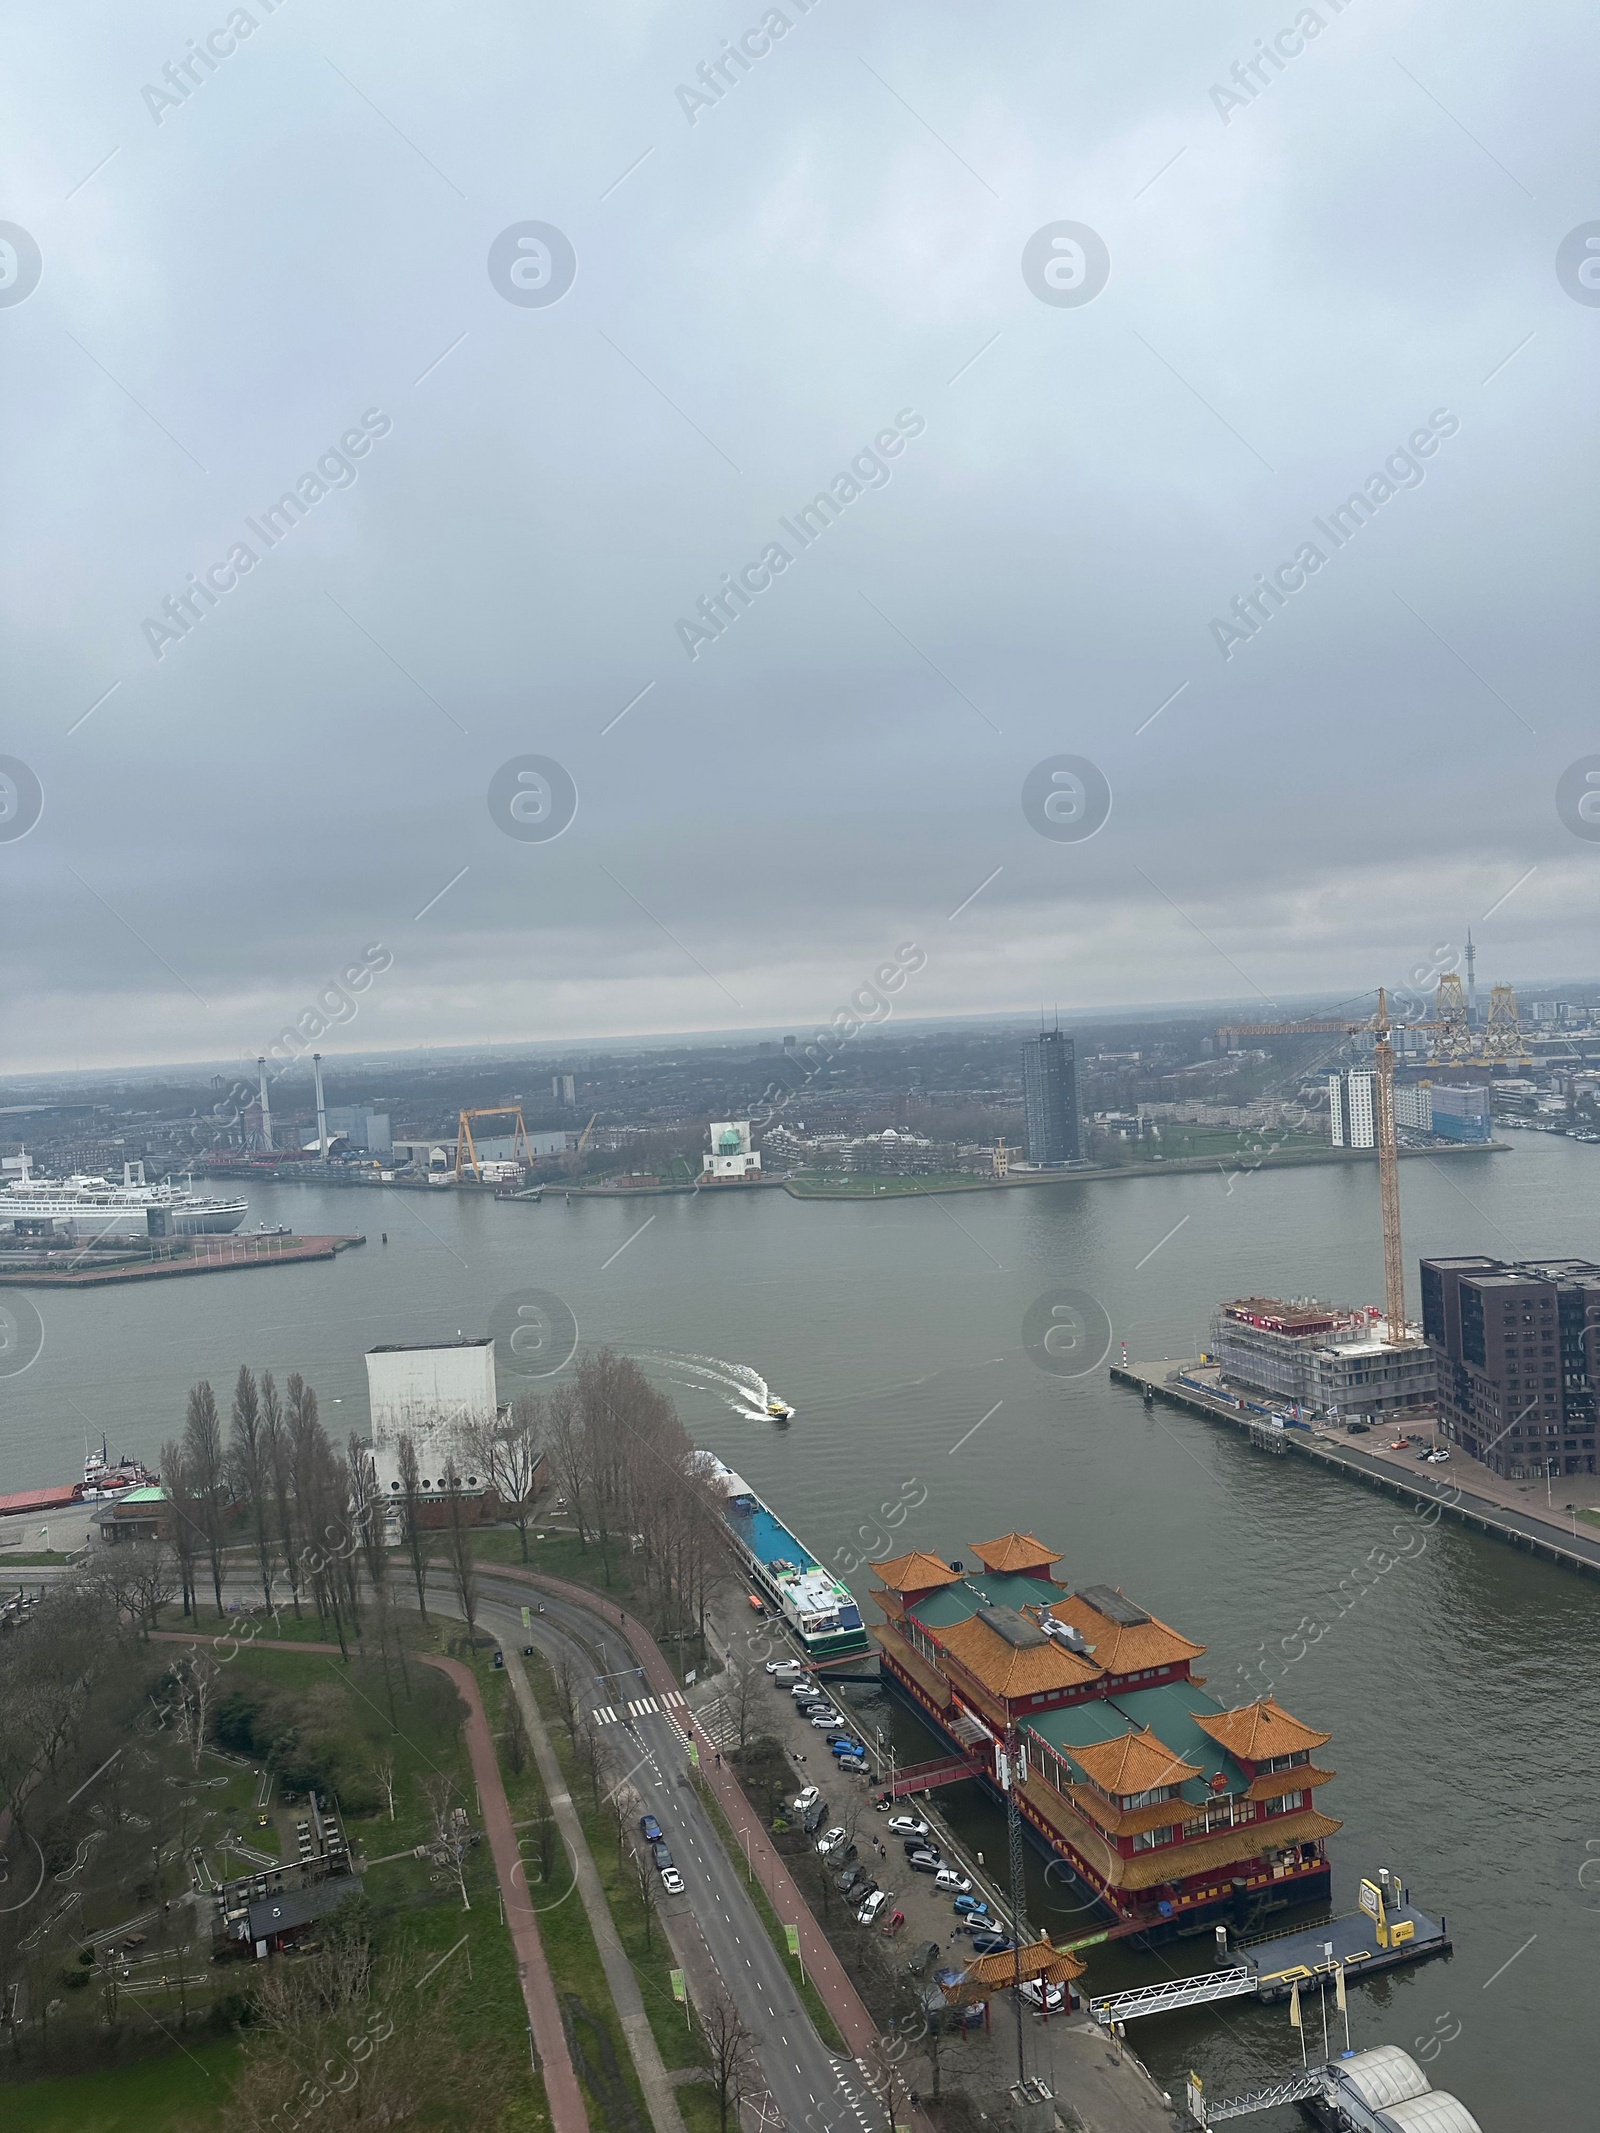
[
  {"left": 765, "top": 1396, "right": 796, "bottom": 1422},
  {"left": 77, "top": 1437, "right": 155, "bottom": 1500}
]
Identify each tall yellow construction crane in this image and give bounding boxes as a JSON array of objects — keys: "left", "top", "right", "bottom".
[{"left": 1216, "top": 992, "right": 1407, "bottom": 1343}]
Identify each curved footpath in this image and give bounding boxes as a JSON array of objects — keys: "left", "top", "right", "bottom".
[{"left": 150, "top": 1629, "right": 589, "bottom": 2133}]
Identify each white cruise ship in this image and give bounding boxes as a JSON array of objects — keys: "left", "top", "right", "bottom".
[{"left": 2, "top": 1155, "right": 249, "bottom": 1241}]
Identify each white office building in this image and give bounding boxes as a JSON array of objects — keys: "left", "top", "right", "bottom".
[
  {"left": 364, "top": 1337, "right": 497, "bottom": 1498},
  {"left": 1328, "top": 1070, "right": 1375, "bottom": 1148}
]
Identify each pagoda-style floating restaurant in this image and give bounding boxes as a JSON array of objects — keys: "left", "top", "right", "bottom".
[{"left": 870, "top": 1530, "right": 1340, "bottom": 1941}]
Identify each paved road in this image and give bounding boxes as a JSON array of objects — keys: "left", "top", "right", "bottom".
[{"left": 479, "top": 1570, "right": 885, "bottom": 2133}]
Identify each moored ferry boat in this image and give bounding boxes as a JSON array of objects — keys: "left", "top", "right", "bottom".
[
  {"left": 705, "top": 1459, "right": 869, "bottom": 1660},
  {"left": 870, "top": 1530, "right": 1339, "bottom": 1941}
]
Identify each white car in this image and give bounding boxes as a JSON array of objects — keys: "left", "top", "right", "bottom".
[
  {"left": 815, "top": 1826, "right": 848, "bottom": 1855},
  {"left": 1018, "top": 1979, "right": 1065, "bottom": 2012},
  {"left": 792, "top": 1786, "right": 820, "bottom": 1813},
  {"left": 766, "top": 1658, "right": 801, "bottom": 1675},
  {"left": 934, "top": 1868, "right": 972, "bottom": 1894},
  {"left": 660, "top": 1866, "right": 685, "bottom": 1895},
  {"left": 887, "top": 1814, "right": 930, "bottom": 1839},
  {"left": 857, "top": 1889, "right": 889, "bottom": 1926},
  {"left": 809, "top": 1710, "right": 845, "bottom": 1730}
]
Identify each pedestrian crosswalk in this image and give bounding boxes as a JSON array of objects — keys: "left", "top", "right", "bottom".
[{"left": 591, "top": 1689, "right": 687, "bottom": 1727}]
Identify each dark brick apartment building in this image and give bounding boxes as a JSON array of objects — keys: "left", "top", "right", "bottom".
[{"left": 1420, "top": 1256, "right": 1600, "bottom": 1478}]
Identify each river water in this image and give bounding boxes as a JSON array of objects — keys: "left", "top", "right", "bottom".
[{"left": 4, "top": 1136, "right": 1595, "bottom": 2128}]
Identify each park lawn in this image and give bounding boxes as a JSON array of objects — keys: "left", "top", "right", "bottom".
[{"left": 0, "top": 2038, "right": 238, "bottom": 2132}]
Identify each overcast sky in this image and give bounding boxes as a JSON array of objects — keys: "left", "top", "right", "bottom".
[{"left": 3, "top": 2, "right": 1595, "bottom": 1071}]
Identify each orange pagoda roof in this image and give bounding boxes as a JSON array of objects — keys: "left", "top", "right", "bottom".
[
  {"left": 937, "top": 1612, "right": 1100, "bottom": 1701},
  {"left": 1046, "top": 1590, "right": 1206, "bottom": 1676},
  {"left": 1192, "top": 1698, "right": 1332, "bottom": 1763},
  {"left": 941, "top": 1937, "right": 1085, "bottom": 2003},
  {"left": 969, "top": 1531, "right": 1062, "bottom": 1574},
  {"left": 870, "top": 1549, "right": 963, "bottom": 1595},
  {"left": 1068, "top": 1727, "right": 1200, "bottom": 1797}
]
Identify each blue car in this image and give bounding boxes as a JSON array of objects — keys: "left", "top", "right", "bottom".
[
  {"left": 639, "top": 1815, "right": 663, "bottom": 1844},
  {"left": 953, "top": 1895, "right": 989, "bottom": 1919},
  {"left": 830, "top": 1739, "right": 864, "bottom": 1758},
  {"left": 970, "top": 1932, "right": 1014, "bottom": 1955}
]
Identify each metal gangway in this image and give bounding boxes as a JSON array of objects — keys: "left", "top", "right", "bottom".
[
  {"left": 1197, "top": 2069, "right": 1328, "bottom": 2123},
  {"left": 1089, "top": 1965, "right": 1258, "bottom": 2025}
]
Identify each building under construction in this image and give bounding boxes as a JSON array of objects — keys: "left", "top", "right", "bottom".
[{"left": 1210, "top": 1298, "right": 1436, "bottom": 1422}]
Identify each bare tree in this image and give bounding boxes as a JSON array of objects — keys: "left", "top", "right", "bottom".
[
  {"left": 160, "top": 1436, "right": 201, "bottom": 1618},
  {"left": 550, "top": 1657, "right": 581, "bottom": 1748},
  {"left": 397, "top": 1433, "right": 429, "bottom": 1616},
  {"left": 171, "top": 1648, "right": 220, "bottom": 1772},
  {"left": 469, "top": 1393, "right": 544, "bottom": 1562},
  {"left": 574, "top": 1713, "right": 604, "bottom": 1810},
  {"left": 260, "top": 1370, "right": 299, "bottom": 1618},
  {"left": 418, "top": 1773, "right": 472, "bottom": 1910},
  {"left": 503, "top": 1695, "right": 528, "bottom": 1778},
  {"left": 229, "top": 1364, "right": 274, "bottom": 1609},
  {"left": 440, "top": 1458, "right": 480, "bottom": 1643},
  {"left": 371, "top": 1754, "right": 397, "bottom": 1821},
  {"left": 700, "top": 1993, "right": 757, "bottom": 2133},
  {"left": 182, "top": 1380, "right": 229, "bottom": 1616},
  {"left": 727, "top": 1655, "right": 760, "bottom": 1753},
  {"left": 632, "top": 1843, "right": 659, "bottom": 1952},
  {"left": 543, "top": 1382, "right": 592, "bottom": 1551},
  {"left": 129, "top": 1541, "right": 176, "bottom": 1634}
]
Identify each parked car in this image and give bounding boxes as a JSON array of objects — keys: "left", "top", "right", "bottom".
[
  {"left": 660, "top": 1866, "right": 684, "bottom": 1895},
  {"left": 791, "top": 1681, "right": 821, "bottom": 1700},
  {"left": 836, "top": 1754, "right": 868, "bottom": 1774},
  {"left": 857, "top": 1890, "right": 889, "bottom": 1926},
  {"left": 651, "top": 1841, "right": 674, "bottom": 1870},
  {"left": 905, "top": 1940, "right": 942, "bottom": 1977},
  {"left": 837, "top": 1864, "right": 866, "bottom": 1894},
  {"left": 815, "top": 1827, "right": 848, "bottom": 1855},
  {"left": 881, "top": 1909, "right": 906, "bottom": 1937},
  {"left": 792, "top": 1786, "right": 820, "bottom": 1813},
  {"left": 1018, "top": 1979, "right": 1066, "bottom": 2012},
  {"left": 934, "top": 1868, "right": 972, "bottom": 1894},
  {"left": 810, "top": 1710, "right": 845, "bottom": 1730},
  {"left": 902, "top": 1836, "right": 939, "bottom": 1858},
  {"left": 971, "top": 1932, "right": 1014, "bottom": 1955},
  {"left": 1426, "top": 1448, "right": 1451, "bottom": 1463},
  {"left": 1346, "top": 1420, "right": 1371, "bottom": 1435},
  {"left": 766, "top": 1658, "right": 801, "bottom": 1675},
  {"left": 887, "top": 1815, "right": 930, "bottom": 1839},
  {"left": 830, "top": 1738, "right": 864, "bottom": 1759},
  {"left": 802, "top": 1800, "right": 829, "bottom": 1835},
  {"left": 953, "top": 1895, "right": 990, "bottom": 1919},
  {"left": 907, "top": 1850, "right": 941, "bottom": 1875},
  {"left": 639, "top": 1814, "right": 663, "bottom": 1844}
]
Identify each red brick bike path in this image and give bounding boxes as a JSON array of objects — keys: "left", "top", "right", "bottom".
[
  {"left": 152, "top": 1629, "right": 588, "bottom": 2133},
  {"left": 482, "top": 1569, "right": 890, "bottom": 2068}
]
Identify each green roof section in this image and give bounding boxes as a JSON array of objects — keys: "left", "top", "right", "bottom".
[
  {"left": 1024, "top": 1680, "right": 1238, "bottom": 1801},
  {"left": 909, "top": 1568, "right": 1063, "bottom": 1629},
  {"left": 110, "top": 1485, "right": 166, "bottom": 1505}
]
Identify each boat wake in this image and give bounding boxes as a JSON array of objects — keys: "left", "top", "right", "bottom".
[{"left": 652, "top": 1351, "right": 786, "bottom": 1422}]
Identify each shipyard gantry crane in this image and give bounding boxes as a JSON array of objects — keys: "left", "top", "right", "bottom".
[
  {"left": 454, "top": 1106, "right": 535, "bottom": 1180},
  {"left": 1215, "top": 992, "right": 1407, "bottom": 1343}
]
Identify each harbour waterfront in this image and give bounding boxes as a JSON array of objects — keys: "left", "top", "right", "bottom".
[{"left": 4, "top": 1134, "right": 1597, "bottom": 2126}]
